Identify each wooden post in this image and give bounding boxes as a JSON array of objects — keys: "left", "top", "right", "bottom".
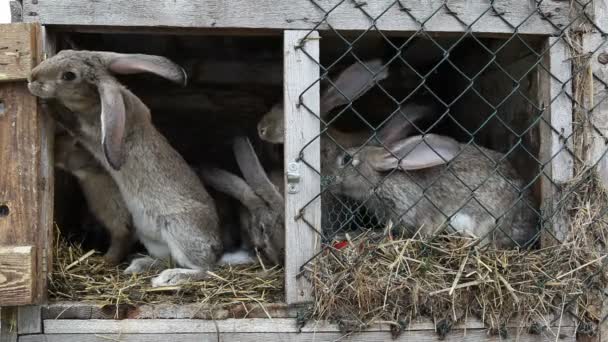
[
  {"left": 0, "top": 23, "right": 51, "bottom": 306},
  {"left": 283, "top": 30, "right": 321, "bottom": 304},
  {"left": 580, "top": 27, "right": 608, "bottom": 342},
  {"left": 539, "top": 37, "right": 574, "bottom": 246}
]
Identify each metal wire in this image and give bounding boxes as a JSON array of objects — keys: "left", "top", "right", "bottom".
[{"left": 293, "top": 0, "right": 607, "bottom": 332}]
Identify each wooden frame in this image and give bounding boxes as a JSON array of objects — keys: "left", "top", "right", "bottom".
[
  {"left": 284, "top": 30, "right": 321, "bottom": 305},
  {"left": 3, "top": 1, "right": 608, "bottom": 341},
  {"left": 0, "top": 23, "right": 52, "bottom": 307},
  {"left": 10, "top": 303, "right": 579, "bottom": 342},
  {"left": 21, "top": 0, "right": 570, "bottom": 36}
]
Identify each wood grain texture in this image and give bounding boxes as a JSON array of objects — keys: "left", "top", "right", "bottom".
[
  {"left": 284, "top": 30, "right": 321, "bottom": 304},
  {"left": 539, "top": 37, "right": 574, "bottom": 246},
  {"left": 22, "top": 0, "right": 569, "bottom": 35},
  {"left": 578, "top": 28, "right": 608, "bottom": 342},
  {"left": 17, "top": 306, "right": 41, "bottom": 335},
  {"left": 0, "top": 22, "right": 50, "bottom": 306},
  {"left": 0, "top": 24, "right": 38, "bottom": 82},
  {"left": 17, "top": 327, "right": 577, "bottom": 342},
  {"left": 42, "top": 302, "right": 297, "bottom": 320},
  {"left": 0, "top": 246, "right": 34, "bottom": 306},
  {"left": 40, "top": 317, "right": 575, "bottom": 335}
]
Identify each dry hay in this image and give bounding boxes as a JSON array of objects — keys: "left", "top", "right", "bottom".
[
  {"left": 50, "top": 230, "right": 284, "bottom": 306},
  {"left": 306, "top": 170, "right": 608, "bottom": 338}
]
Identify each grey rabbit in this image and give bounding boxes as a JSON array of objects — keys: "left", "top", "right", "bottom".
[
  {"left": 199, "top": 136, "right": 284, "bottom": 265},
  {"left": 323, "top": 117, "right": 538, "bottom": 248},
  {"left": 28, "top": 50, "right": 222, "bottom": 287},
  {"left": 54, "top": 132, "right": 135, "bottom": 265},
  {"left": 257, "top": 58, "right": 437, "bottom": 237},
  {"left": 257, "top": 58, "right": 389, "bottom": 144}
]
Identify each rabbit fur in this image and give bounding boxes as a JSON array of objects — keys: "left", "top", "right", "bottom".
[
  {"left": 199, "top": 136, "right": 285, "bottom": 265},
  {"left": 28, "top": 50, "right": 222, "bottom": 286},
  {"left": 54, "top": 132, "right": 135, "bottom": 265},
  {"left": 322, "top": 120, "right": 538, "bottom": 248}
]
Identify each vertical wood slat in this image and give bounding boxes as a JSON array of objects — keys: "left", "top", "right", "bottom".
[
  {"left": 0, "top": 22, "right": 51, "bottom": 306},
  {"left": 580, "top": 29, "right": 608, "bottom": 342},
  {"left": 283, "top": 30, "right": 321, "bottom": 304},
  {"left": 539, "top": 37, "right": 574, "bottom": 246}
]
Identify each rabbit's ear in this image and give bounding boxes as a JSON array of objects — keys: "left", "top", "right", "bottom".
[
  {"left": 377, "top": 103, "right": 434, "bottom": 146},
  {"left": 98, "top": 79, "right": 126, "bottom": 170},
  {"left": 370, "top": 134, "right": 459, "bottom": 171},
  {"left": 233, "top": 136, "right": 284, "bottom": 207},
  {"left": 320, "top": 59, "right": 389, "bottom": 114},
  {"left": 101, "top": 53, "right": 187, "bottom": 86},
  {"left": 199, "top": 167, "right": 266, "bottom": 211}
]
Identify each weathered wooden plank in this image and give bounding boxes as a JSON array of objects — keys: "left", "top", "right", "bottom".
[
  {"left": 42, "top": 302, "right": 297, "bottom": 320},
  {"left": 284, "top": 30, "right": 321, "bottom": 304},
  {"left": 0, "top": 246, "right": 34, "bottom": 306},
  {"left": 0, "top": 307, "right": 17, "bottom": 342},
  {"left": 10, "top": 1, "right": 23, "bottom": 23},
  {"left": 17, "top": 306, "right": 41, "bottom": 335},
  {"left": 0, "top": 22, "right": 50, "bottom": 306},
  {"left": 0, "top": 24, "right": 38, "bottom": 82},
  {"left": 18, "top": 328, "right": 577, "bottom": 342},
  {"left": 539, "top": 37, "right": 574, "bottom": 246},
  {"left": 579, "top": 27, "right": 608, "bottom": 342},
  {"left": 22, "top": 0, "right": 569, "bottom": 35},
  {"left": 41, "top": 316, "right": 576, "bottom": 335}
]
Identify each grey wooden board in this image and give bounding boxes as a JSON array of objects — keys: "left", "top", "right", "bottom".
[
  {"left": 40, "top": 317, "right": 576, "bottom": 335},
  {"left": 17, "top": 306, "right": 41, "bottom": 335},
  {"left": 22, "top": 0, "right": 569, "bottom": 35},
  {"left": 283, "top": 30, "right": 321, "bottom": 305},
  {"left": 42, "top": 302, "right": 297, "bottom": 320},
  {"left": 18, "top": 327, "right": 577, "bottom": 342}
]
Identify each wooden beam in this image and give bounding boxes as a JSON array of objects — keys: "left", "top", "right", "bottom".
[
  {"left": 539, "top": 37, "right": 574, "bottom": 246},
  {"left": 40, "top": 317, "right": 575, "bottom": 335},
  {"left": 579, "top": 29, "right": 608, "bottom": 342},
  {"left": 17, "top": 306, "right": 41, "bottom": 335},
  {"left": 0, "top": 22, "right": 51, "bottom": 306},
  {"left": 0, "top": 246, "right": 34, "bottom": 306},
  {"left": 42, "top": 302, "right": 297, "bottom": 320},
  {"left": 0, "top": 24, "right": 38, "bottom": 82},
  {"left": 17, "top": 328, "right": 577, "bottom": 342},
  {"left": 284, "top": 30, "right": 321, "bottom": 304},
  {"left": 22, "top": 0, "right": 569, "bottom": 36}
]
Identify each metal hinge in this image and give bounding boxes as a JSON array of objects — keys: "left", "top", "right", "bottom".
[{"left": 286, "top": 161, "right": 301, "bottom": 194}]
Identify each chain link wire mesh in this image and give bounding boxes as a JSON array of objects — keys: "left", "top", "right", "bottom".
[{"left": 291, "top": 0, "right": 608, "bottom": 337}]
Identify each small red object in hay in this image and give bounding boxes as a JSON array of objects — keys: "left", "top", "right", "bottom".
[{"left": 333, "top": 240, "right": 349, "bottom": 250}]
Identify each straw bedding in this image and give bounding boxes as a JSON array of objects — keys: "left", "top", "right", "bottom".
[
  {"left": 305, "top": 171, "right": 607, "bottom": 338},
  {"left": 49, "top": 232, "right": 284, "bottom": 306}
]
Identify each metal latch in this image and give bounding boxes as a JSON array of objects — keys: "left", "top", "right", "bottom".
[{"left": 286, "top": 162, "right": 301, "bottom": 194}]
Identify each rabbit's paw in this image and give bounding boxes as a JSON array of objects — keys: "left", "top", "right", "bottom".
[
  {"left": 124, "top": 256, "right": 160, "bottom": 274},
  {"left": 151, "top": 268, "right": 206, "bottom": 287}
]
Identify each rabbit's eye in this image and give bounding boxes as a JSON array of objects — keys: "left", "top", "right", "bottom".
[
  {"left": 340, "top": 154, "right": 352, "bottom": 167},
  {"left": 62, "top": 71, "right": 77, "bottom": 81}
]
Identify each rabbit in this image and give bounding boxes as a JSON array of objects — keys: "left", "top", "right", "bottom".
[
  {"left": 54, "top": 132, "right": 135, "bottom": 265},
  {"left": 257, "top": 58, "right": 389, "bottom": 144},
  {"left": 28, "top": 50, "right": 223, "bottom": 287},
  {"left": 322, "top": 116, "right": 538, "bottom": 248},
  {"left": 199, "top": 136, "right": 285, "bottom": 265}
]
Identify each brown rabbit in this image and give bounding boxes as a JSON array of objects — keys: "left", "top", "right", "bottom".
[
  {"left": 199, "top": 136, "right": 284, "bottom": 265},
  {"left": 28, "top": 50, "right": 222, "bottom": 287},
  {"left": 54, "top": 133, "right": 134, "bottom": 265},
  {"left": 322, "top": 118, "right": 538, "bottom": 248}
]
